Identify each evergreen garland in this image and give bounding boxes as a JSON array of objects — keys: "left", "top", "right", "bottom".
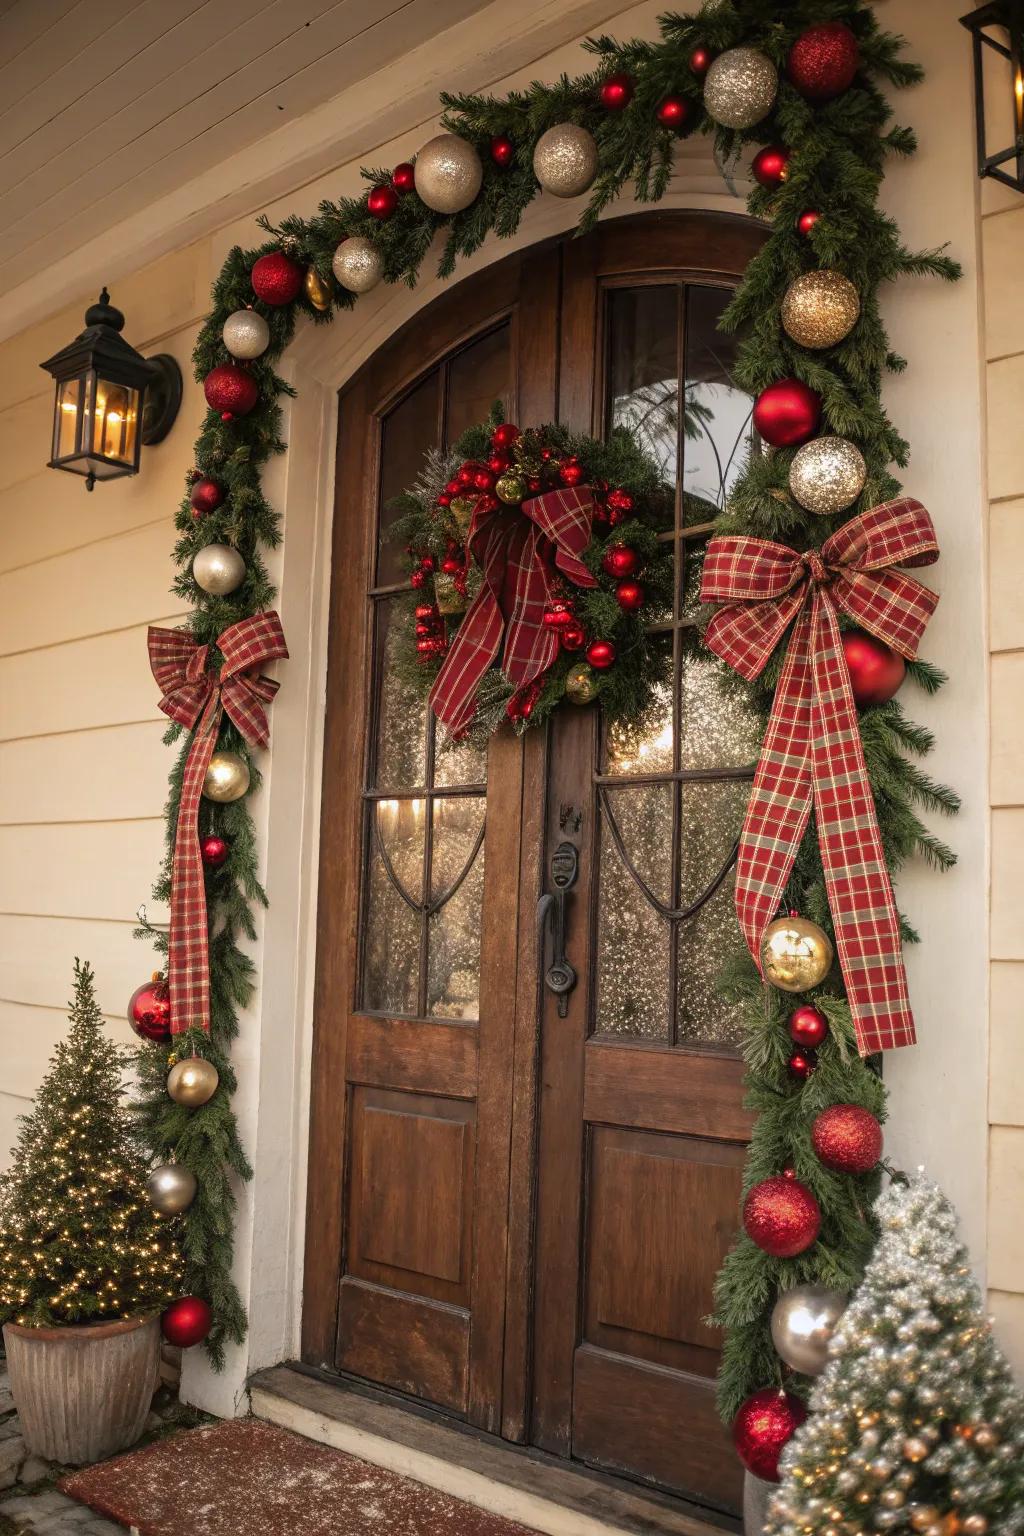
[{"left": 138, "top": 0, "right": 960, "bottom": 1434}]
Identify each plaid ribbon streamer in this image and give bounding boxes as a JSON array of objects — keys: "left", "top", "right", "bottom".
[
  {"left": 429, "top": 485, "right": 598, "bottom": 735},
  {"left": 700, "top": 498, "right": 940, "bottom": 1056},
  {"left": 148, "top": 612, "right": 288, "bottom": 1035}
]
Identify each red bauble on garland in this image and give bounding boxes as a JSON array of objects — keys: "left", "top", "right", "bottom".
[
  {"left": 752, "top": 145, "right": 790, "bottom": 188},
  {"left": 615, "top": 580, "right": 645, "bottom": 612},
  {"left": 752, "top": 378, "right": 822, "bottom": 448},
  {"left": 204, "top": 363, "right": 259, "bottom": 421},
  {"left": 788, "top": 1004, "right": 829, "bottom": 1049},
  {"left": 812, "top": 1104, "right": 883, "bottom": 1174},
  {"left": 127, "top": 977, "right": 171, "bottom": 1044},
  {"left": 561, "top": 623, "right": 586, "bottom": 651},
  {"left": 743, "top": 1176, "right": 821, "bottom": 1257},
  {"left": 490, "top": 135, "right": 515, "bottom": 167},
  {"left": 797, "top": 209, "right": 821, "bottom": 236},
  {"left": 601, "top": 544, "right": 640, "bottom": 580},
  {"left": 788, "top": 1047, "right": 817, "bottom": 1081},
  {"left": 689, "top": 45, "right": 713, "bottom": 75},
  {"left": 559, "top": 457, "right": 585, "bottom": 487},
  {"left": 842, "top": 628, "right": 906, "bottom": 706},
  {"left": 656, "top": 96, "right": 689, "bottom": 131},
  {"left": 200, "top": 835, "right": 230, "bottom": 869},
  {"left": 600, "top": 72, "right": 634, "bottom": 111},
  {"left": 189, "top": 477, "right": 225, "bottom": 516},
  {"left": 161, "top": 1295, "right": 213, "bottom": 1349},
  {"left": 587, "top": 639, "right": 616, "bottom": 670},
  {"left": 491, "top": 421, "right": 520, "bottom": 449},
  {"left": 787, "top": 22, "right": 860, "bottom": 101},
  {"left": 733, "top": 1389, "right": 807, "bottom": 1482},
  {"left": 251, "top": 250, "right": 303, "bottom": 306},
  {"left": 368, "top": 184, "right": 399, "bottom": 220},
  {"left": 392, "top": 161, "right": 415, "bottom": 193}
]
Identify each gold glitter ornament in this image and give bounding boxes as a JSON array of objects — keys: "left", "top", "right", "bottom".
[
  {"left": 203, "top": 750, "right": 250, "bottom": 803},
  {"left": 166, "top": 1057, "right": 219, "bottom": 1107},
  {"left": 789, "top": 435, "right": 867, "bottom": 515},
  {"left": 413, "top": 132, "right": 483, "bottom": 214},
  {"left": 565, "top": 661, "right": 599, "bottom": 704},
  {"left": 332, "top": 236, "right": 384, "bottom": 294},
  {"left": 533, "top": 123, "right": 599, "bottom": 198},
  {"left": 782, "top": 270, "right": 861, "bottom": 349},
  {"left": 760, "top": 914, "right": 833, "bottom": 991},
  {"left": 304, "top": 265, "right": 335, "bottom": 312},
  {"left": 703, "top": 47, "right": 778, "bottom": 129},
  {"left": 495, "top": 471, "right": 526, "bottom": 504}
]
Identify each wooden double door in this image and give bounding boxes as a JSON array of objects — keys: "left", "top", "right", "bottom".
[{"left": 304, "top": 212, "right": 765, "bottom": 1515}]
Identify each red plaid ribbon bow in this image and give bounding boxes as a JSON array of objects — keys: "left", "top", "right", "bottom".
[
  {"left": 429, "top": 485, "right": 598, "bottom": 735},
  {"left": 700, "top": 498, "right": 940, "bottom": 1056},
  {"left": 148, "top": 612, "right": 288, "bottom": 1035}
]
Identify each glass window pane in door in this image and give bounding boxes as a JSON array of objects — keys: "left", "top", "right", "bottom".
[
  {"left": 676, "top": 633, "right": 762, "bottom": 773},
  {"left": 446, "top": 325, "right": 511, "bottom": 443},
  {"left": 594, "top": 785, "right": 673, "bottom": 1039},
  {"left": 682, "top": 286, "right": 752, "bottom": 518},
  {"left": 428, "top": 798, "right": 486, "bottom": 1019},
  {"left": 607, "top": 286, "right": 679, "bottom": 494},
  {"left": 373, "top": 599, "right": 428, "bottom": 791},
  {"left": 377, "top": 372, "right": 441, "bottom": 586},
  {"left": 675, "top": 876, "right": 746, "bottom": 1047}
]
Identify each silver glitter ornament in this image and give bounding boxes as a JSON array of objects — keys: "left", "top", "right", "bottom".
[
  {"left": 771, "top": 1285, "right": 849, "bottom": 1375},
  {"left": 203, "top": 750, "right": 250, "bottom": 803},
  {"left": 147, "top": 1162, "right": 198, "bottom": 1216},
  {"left": 789, "top": 436, "right": 867, "bottom": 515},
  {"left": 413, "top": 132, "right": 483, "bottom": 214},
  {"left": 533, "top": 123, "right": 599, "bottom": 198},
  {"left": 332, "top": 236, "right": 384, "bottom": 294},
  {"left": 222, "top": 308, "right": 270, "bottom": 360},
  {"left": 703, "top": 48, "right": 778, "bottom": 129},
  {"left": 192, "top": 543, "right": 245, "bottom": 596}
]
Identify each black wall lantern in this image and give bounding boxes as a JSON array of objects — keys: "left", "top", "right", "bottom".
[
  {"left": 961, "top": 1, "right": 1024, "bottom": 193},
  {"left": 40, "top": 288, "right": 182, "bottom": 491}
]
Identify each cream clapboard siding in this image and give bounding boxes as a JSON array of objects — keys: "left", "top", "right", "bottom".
[{"left": 0, "top": 242, "right": 210, "bottom": 1164}]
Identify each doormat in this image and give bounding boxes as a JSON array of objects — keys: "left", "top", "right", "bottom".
[{"left": 60, "top": 1418, "right": 539, "bottom": 1536}]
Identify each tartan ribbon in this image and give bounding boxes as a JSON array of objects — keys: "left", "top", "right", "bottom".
[
  {"left": 700, "top": 498, "right": 940, "bottom": 1056},
  {"left": 148, "top": 612, "right": 288, "bottom": 1035},
  {"left": 429, "top": 485, "right": 598, "bottom": 735}
]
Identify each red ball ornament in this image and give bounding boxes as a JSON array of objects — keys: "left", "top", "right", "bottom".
[
  {"left": 491, "top": 422, "right": 520, "bottom": 449},
  {"left": 606, "top": 487, "right": 634, "bottom": 519},
  {"left": 490, "top": 135, "right": 515, "bottom": 168},
  {"left": 586, "top": 639, "right": 616, "bottom": 671},
  {"left": 487, "top": 451, "right": 510, "bottom": 474},
  {"left": 601, "top": 543, "right": 640, "bottom": 580},
  {"left": 436, "top": 493, "right": 452, "bottom": 508},
  {"left": 812, "top": 1104, "right": 883, "bottom": 1174},
  {"left": 797, "top": 209, "right": 821, "bottom": 236},
  {"left": 733, "top": 1390, "right": 807, "bottom": 1483},
  {"left": 560, "top": 459, "right": 585, "bottom": 488},
  {"left": 441, "top": 556, "right": 463, "bottom": 576},
  {"left": 200, "top": 835, "right": 229, "bottom": 869},
  {"left": 251, "top": 250, "right": 303, "bottom": 306},
  {"left": 752, "top": 378, "right": 822, "bottom": 448},
  {"left": 615, "top": 579, "right": 645, "bottom": 613},
  {"left": 743, "top": 1176, "right": 821, "bottom": 1257},
  {"left": 689, "top": 45, "right": 713, "bottom": 76},
  {"left": 161, "top": 1295, "right": 213, "bottom": 1349},
  {"left": 472, "top": 466, "right": 496, "bottom": 492},
  {"left": 457, "top": 462, "right": 479, "bottom": 487},
  {"left": 788, "top": 1004, "right": 829, "bottom": 1049},
  {"left": 367, "top": 183, "right": 399, "bottom": 220},
  {"left": 842, "top": 628, "right": 905, "bottom": 706},
  {"left": 600, "top": 72, "right": 634, "bottom": 111},
  {"left": 204, "top": 363, "right": 259, "bottom": 421},
  {"left": 127, "top": 978, "right": 171, "bottom": 1044},
  {"left": 752, "top": 145, "right": 790, "bottom": 189},
  {"left": 561, "top": 623, "right": 586, "bottom": 651},
  {"left": 787, "top": 22, "right": 860, "bottom": 101},
  {"left": 788, "top": 1047, "right": 817, "bottom": 1081},
  {"left": 189, "top": 477, "right": 225, "bottom": 517},
  {"left": 392, "top": 161, "right": 415, "bottom": 193},
  {"left": 656, "top": 96, "right": 689, "bottom": 131}
]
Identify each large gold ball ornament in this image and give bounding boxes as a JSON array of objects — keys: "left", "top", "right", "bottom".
[
  {"left": 222, "top": 308, "right": 270, "bottom": 360},
  {"left": 147, "top": 1162, "right": 198, "bottom": 1217},
  {"left": 166, "top": 1057, "right": 219, "bottom": 1108},
  {"left": 565, "top": 661, "right": 599, "bottom": 705},
  {"left": 789, "top": 436, "right": 867, "bottom": 516},
  {"left": 332, "top": 236, "right": 384, "bottom": 294},
  {"left": 781, "top": 270, "right": 861, "bottom": 350},
  {"left": 760, "top": 915, "right": 834, "bottom": 992},
  {"left": 533, "top": 123, "right": 599, "bottom": 198},
  {"left": 703, "top": 48, "right": 778, "bottom": 129},
  {"left": 304, "top": 265, "right": 335, "bottom": 312},
  {"left": 414, "top": 132, "right": 484, "bottom": 214},
  {"left": 203, "top": 750, "right": 250, "bottom": 803},
  {"left": 495, "top": 472, "right": 526, "bottom": 504},
  {"left": 192, "top": 543, "right": 246, "bottom": 596}
]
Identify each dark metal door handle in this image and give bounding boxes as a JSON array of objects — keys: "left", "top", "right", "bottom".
[{"left": 537, "top": 841, "right": 579, "bottom": 1016}]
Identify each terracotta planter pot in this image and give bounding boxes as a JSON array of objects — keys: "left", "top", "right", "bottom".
[{"left": 2, "top": 1314, "right": 160, "bottom": 1464}]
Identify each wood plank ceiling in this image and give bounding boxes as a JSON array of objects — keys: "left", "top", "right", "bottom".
[{"left": 0, "top": 0, "right": 490, "bottom": 296}]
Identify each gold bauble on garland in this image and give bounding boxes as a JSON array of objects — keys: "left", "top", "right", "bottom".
[
  {"left": 782, "top": 270, "right": 861, "bottom": 349},
  {"left": 533, "top": 123, "right": 599, "bottom": 198},
  {"left": 203, "top": 750, "right": 250, "bottom": 803},
  {"left": 565, "top": 661, "right": 599, "bottom": 704},
  {"left": 332, "top": 237, "right": 384, "bottom": 294},
  {"left": 703, "top": 48, "right": 778, "bottom": 129},
  {"left": 304, "top": 266, "right": 335, "bottom": 312},
  {"left": 414, "top": 132, "right": 484, "bottom": 214},
  {"left": 760, "top": 915, "right": 834, "bottom": 992},
  {"left": 495, "top": 472, "right": 526, "bottom": 504},
  {"left": 166, "top": 1057, "right": 219, "bottom": 1107},
  {"left": 789, "top": 435, "right": 867, "bottom": 515},
  {"left": 147, "top": 1162, "right": 198, "bottom": 1216}
]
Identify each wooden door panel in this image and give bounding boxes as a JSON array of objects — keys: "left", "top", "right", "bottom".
[
  {"left": 583, "top": 1042, "right": 753, "bottom": 1140},
  {"left": 346, "top": 1015, "right": 479, "bottom": 1099},
  {"left": 337, "top": 1278, "right": 469, "bottom": 1413}
]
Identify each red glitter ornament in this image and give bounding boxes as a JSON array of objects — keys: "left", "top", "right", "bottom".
[
  {"left": 752, "top": 378, "right": 822, "bottom": 448},
  {"left": 204, "top": 363, "right": 259, "bottom": 421},
  {"left": 587, "top": 639, "right": 616, "bottom": 670},
  {"left": 189, "top": 477, "right": 225, "bottom": 517},
  {"left": 787, "top": 22, "right": 860, "bottom": 101},
  {"left": 600, "top": 72, "right": 634, "bottom": 111},
  {"left": 743, "top": 1175, "right": 821, "bottom": 1257},
  {"left": 788, "top": 1004, "right": 829, "bottom": 1049},
  {"left": 161, "top": 1296, "right": 213, "bottom": 1349},
  {"left": 615, "top": 579, "right": 645, "bottom": 613},
  {"left": 797, "top": 209, "right": 821, "bottom": 236},
  {"left": 752, "top": 145, "right": 790, "bottom": 189},
  {"left": 689, "top": 45, "right": 713, "bottom": 75},
  {"left": 559, "top": 458, "right": 585, "bottom": 488},
  {"left": 606, "top": 487, "right": 634, "bottom": 519},
  {"left": 812, "top": 1104, "right": 883, "bottom": 1174},
  {"left": 251, "top": 251, "right": 303, "bottom": 306},
  {"left": 601, "top": 544, "right": 640, "bottom": 580},
  {"left": 392, "top": 162, "right": 415, "bottom": 193},
  {"left": 491, "top": 135, "right": 515, "bottom": 168},
  {"left": 788, "top": 1047, "right": 817, "bottom": 1081},
  {"left": 491, "top": 422, "right": 520, "bottom": 449},
  {"left": 487, "top": 451, "right": 510, "bottom": 474},
  {"left": 444, "top": 479, "right": 462, "bottom": 496},
  {"left": 436, "top": 493, "right": 452, "bottom": 508},
  {"left": 733, "top": 1389, "right": 807, "bottom": 1483},
  {"left": 367, "top": 183, "right": 399, "bottom": 220},
  {"left": 561, "top": 623, "right": 586, "bottom": 651},
  {"left": 457, "top": 462, "right": 479, "bottom": 487},
  {"left": 656, "top": 96, "right": 689, "bottom": 131},
  {"left": 842, "top": 628, "right": 906, "bottom": 706},
  {"left": 441, "top": 556, "right": 463, "bottom": 576},
  {"left": 127, "top": 977, "right": 171, "bottom": 1044},
  {"left": 472, "top": 466, "right": 496, "bottom": 492},
  {"left": 200, "top": 835, "right": 230, "bottom": 869}
]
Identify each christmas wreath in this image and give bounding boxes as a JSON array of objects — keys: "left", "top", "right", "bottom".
[{"left": 389, "top": 413, "right": 676, "bottom": 738}]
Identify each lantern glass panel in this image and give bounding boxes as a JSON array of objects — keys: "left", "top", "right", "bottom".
[
  {"left": 90, "top": 375, "right": 139, "bottom": 467},
  {"left": 54, "top": 376, "right": 84, "bottom": 461}
]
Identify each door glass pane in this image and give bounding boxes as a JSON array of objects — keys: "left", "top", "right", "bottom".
[
  {"left": 433, "top": 727, "right": 487, "bottom": 788},
  {"left": 446, "top": 325, "right": 511, "bottom": 442},
  {"left": 375, "top": 796, "right": 427, "bottom": 903},
  {"left": 378, "top": 372, "right": 440, "bottom": 586},
  {"left": 678, "top": 780, "right": 748, "bottom": 907},
  {"left": 676, "top": 876, "right": 746, "bottom": 1047},
  {"left": 677, "top": 634, "right": 762, "bottom": 772},
  {"left": 682, "top": 286, "right": 753, "bottom": 517},
  {"left": 607, "top": 286, "right": 679, "bottom": 494},
  {"left": 363, "top": 836, "right": 421, "bottom": 1015},
  {"left": 373, "top": 599, "right": 428, "bottom": 791},
  {"left": 595, "top": 785, "right": 673, "bottom": 1039},
  {"left": 428, "top": 798, "right": 486, "bottom": 1019}
]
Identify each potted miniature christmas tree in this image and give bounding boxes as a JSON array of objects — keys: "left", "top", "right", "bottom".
[{"left": 0, "top": 960, "right": 181, "bottom": 1464}]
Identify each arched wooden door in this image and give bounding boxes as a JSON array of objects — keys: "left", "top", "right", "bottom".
[{"left": 304, "top": 212, "right": 765, "bottom": 1516}]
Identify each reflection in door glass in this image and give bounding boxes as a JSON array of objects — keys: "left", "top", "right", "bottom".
[
  {"left": 608, "top": 287, "right": 679, "bottom": 493},
  {"left": 682, "top": 286, "right": 753, "bottom": 516}
]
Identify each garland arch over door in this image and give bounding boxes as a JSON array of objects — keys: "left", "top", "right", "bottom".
[{"left": 304, "top": 211, "right": 766, "bottom": 1516}]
